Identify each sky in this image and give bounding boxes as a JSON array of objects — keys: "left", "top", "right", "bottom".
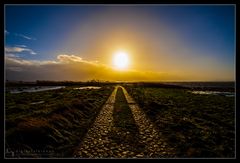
[{"left": 5, "top": 4, "right": 235, "bottom": 82}]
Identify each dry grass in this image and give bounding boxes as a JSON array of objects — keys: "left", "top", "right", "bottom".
[{"left": 5, "top": 86, "right": 114, "bottom": 158}]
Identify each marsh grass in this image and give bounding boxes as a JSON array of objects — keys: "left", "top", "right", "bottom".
[
  {"left": 5, "top": 86, "right": 114, "bottom": 158},
  {"left": 124, "top": 84, "right": 235, "bottom": 158}
]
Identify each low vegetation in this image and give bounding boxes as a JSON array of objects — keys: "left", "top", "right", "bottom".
[
  {"left": 5, "top": 86, "right": 114, "bottom": 157},
  {"left": 5, "top": 81, "right": 235, "bottom": 158},
  {"left": 124, "top": 83, "right": 235, "bottom": 158}
]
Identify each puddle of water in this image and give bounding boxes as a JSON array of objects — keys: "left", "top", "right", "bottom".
[
  {"left": 30, "top": 101, "right": 45, "bottom": 105},
  {"left": 191, "top": 91, "right": 235, "bottom": 97},
  {"left": 73, "top": 86, "right": 101, "bottom": 90},
  {"left": 9, "top": 86, "right": 65, "bottom": 94}
]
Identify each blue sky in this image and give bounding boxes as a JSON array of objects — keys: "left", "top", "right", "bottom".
[{"left": 5, "top": 5, "right": 235, "bottom": 81}]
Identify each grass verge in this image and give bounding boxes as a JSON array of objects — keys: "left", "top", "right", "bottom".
[{"left": 5, "top": 86, "right": 114, "bottom": 158}]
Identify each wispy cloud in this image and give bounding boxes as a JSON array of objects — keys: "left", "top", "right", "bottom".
[
  {"left": 15, "top": 45, "right": 27, "bottom": 48},
  {"left": 5, "top": 53, "right": 20, "bottom": 58},
  {"left": 5, "top": 30, "right": 36, "bottom": 40},
  {"left": 5, "top": 46, "right": 37, "bottom": 55},
  {"left": 5, "top": 30, "right": 9, "bottom": 35},
  {"left": 14, "top": 33, "right": 36, "bottom": 40},
  {"left": 56, "top": 54, "right": 102, "bottom": 66},
  {"left": 57, "top": 54, "right": 83, "bottom": 63}
]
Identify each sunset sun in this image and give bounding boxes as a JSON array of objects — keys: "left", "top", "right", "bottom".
[{"left": 113, "top": 51, "right": 129, "bottom": 70}]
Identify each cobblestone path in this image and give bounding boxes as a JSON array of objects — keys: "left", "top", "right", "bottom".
[
  {"left": 121, "top": 86, "right": 176, "bottom": 158},
  {"left": 74, "top": 86, "right": 176, "bottom": 158}
]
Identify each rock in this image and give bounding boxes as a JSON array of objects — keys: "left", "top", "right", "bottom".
[
  {"left": 97, "top": 149, "right": 104, "bottom": 153},
  {"left": 136, "top": 154, "right": 144, "bottom": 157},
  {"left": 122, "top": 151, "right": 128, "bottom": 154},
  {"left": 104, "top": 147, "right": 109, "bottom": 151},
  {"left": 83, "top": 150, "right": 88, "bottom": 154},
  {"left": 103, "top": 153, "right": 109, "bottom": 157}
]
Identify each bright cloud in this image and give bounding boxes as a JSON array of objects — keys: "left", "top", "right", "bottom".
[
  {"left": 5, "top": 46, "right": 37, "bottom": 55},
  {"left": 57, "top": 54, "right": 83, "bottom": 63}
]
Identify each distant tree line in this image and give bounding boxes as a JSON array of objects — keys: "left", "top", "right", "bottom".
[{"left": 5, "top": 80, "right": 116, "bottom": 87}]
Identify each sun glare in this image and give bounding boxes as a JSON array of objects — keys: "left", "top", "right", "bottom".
[{"left": 113, "top": 51, "right": 129, "bottom": 70}]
